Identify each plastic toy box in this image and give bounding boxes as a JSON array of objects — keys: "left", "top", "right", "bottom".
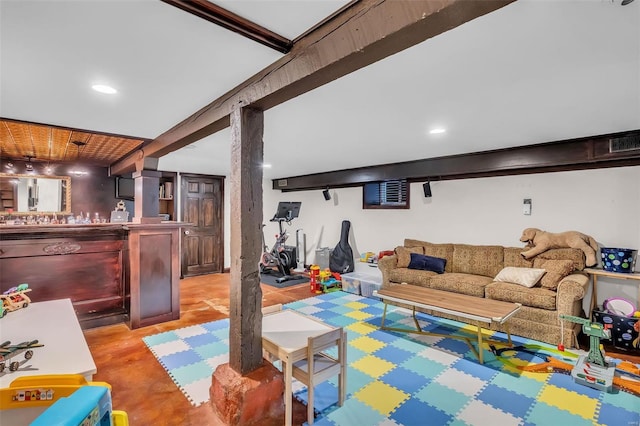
[
  {"left": 592, "top": 309, "right": 640, "bottom": 352},
  {"left": 600, "top": 248, "right": 637, "bottom": 273},
  {"left": 341, "top": 272, "right": 382, "bottom": 298},
  {"left": 360, "top": 276, "right": 382, "bottom": 299},
  {"left": 340, "top": 272, "right": 361, "bottom": 295}
]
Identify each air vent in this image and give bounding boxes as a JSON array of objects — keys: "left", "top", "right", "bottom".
[{"left": 609, "top": 135, "right": 640, "bottom": 153}]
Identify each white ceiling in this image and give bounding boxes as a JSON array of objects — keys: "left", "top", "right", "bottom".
[{"left": 2, "top": 0, "right": 639, "bottom": 180}]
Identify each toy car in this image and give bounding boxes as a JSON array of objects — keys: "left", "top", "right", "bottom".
[
  {"left": 1, "top": 283, "right": 32, "bottom": 317},
  {"left": 0, "top": 340, "right": 44, "bottom": 372}
]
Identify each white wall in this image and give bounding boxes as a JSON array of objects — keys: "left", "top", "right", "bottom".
[
  {"left": 162, "top": 161, "right": 639, "bottom": 312},
  {"left": 259, "top": 166, "right": 640, "bottom": 312}
]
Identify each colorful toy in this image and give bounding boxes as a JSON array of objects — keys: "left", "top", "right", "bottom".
[
  {"left": 360, "top": 252, "right": 375, "bottom": 263},
  {"left": 0, "top": 340, "right": 44, "bottom": 373},
  {"left": 558, "top": 314, "right": 616, "bottom": 392},
  {"left": 1, "top": 283, "right": 32, "bottom": 317},
  {"left": 315, "top": 268, "right": 341, "bottom": 293},
  {"left": 0, "top": 374, "right": 128, "bottom": 425},
  {"left": 491, "top": 342, "right": 640, "bottom": 397},
  {"left": 309, "top": 265, "right": 321, "bottom": 293}
]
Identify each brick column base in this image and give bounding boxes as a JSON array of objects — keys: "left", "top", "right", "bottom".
[{"left": 210, "top": 361, "right": 286, "bottom": 425}]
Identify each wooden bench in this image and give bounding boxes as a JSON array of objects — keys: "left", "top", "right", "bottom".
[{"left": 374, "top": 285, "right": 521, "bottom": 364}]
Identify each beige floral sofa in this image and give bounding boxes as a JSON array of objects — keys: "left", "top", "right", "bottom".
[{"left": 377, "top": 238, "right": 590, "bottom": 348}]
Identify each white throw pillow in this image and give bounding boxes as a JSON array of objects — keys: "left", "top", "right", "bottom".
[{"left": 494, "top": 267, "right": 546, "bottom": 288}]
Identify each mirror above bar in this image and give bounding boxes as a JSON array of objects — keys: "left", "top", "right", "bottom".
[{"left": 1, "top": 173, "right": 71, "bottom": 215}]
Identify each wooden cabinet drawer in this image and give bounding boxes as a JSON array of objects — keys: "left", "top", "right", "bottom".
[{"left": 0, "top": 238, "right": 124, "bottom": 258}]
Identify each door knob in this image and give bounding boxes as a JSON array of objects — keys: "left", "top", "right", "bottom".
[{"left": 184, "top": 230, "right": 190, "bottom": 235}]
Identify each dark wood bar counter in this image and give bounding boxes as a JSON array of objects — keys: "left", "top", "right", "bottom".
[{"left": 0, "top": 222, "right": 186, "bottom": 329}]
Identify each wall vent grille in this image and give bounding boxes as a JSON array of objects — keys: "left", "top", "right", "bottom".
[{"left": 610, "top": 135, "right": 640, "bottom": 153}]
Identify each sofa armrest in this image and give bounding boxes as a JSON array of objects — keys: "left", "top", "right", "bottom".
[
  {"left": 556, "top": 272, "right": 589, "bottom": 315},
  {"left": 378, "top": 254, "right": 398, "bottom": 289}
]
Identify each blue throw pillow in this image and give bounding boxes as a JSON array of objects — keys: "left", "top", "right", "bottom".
[{"left": 408, "top": 253, "right": 446, "bottom": 274}]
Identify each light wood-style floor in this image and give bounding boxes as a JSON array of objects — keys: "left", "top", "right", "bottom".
[{"left": 83, "top": 273, "right": 639, "bottom": 425}]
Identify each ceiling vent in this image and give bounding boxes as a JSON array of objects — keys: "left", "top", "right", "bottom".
[{"left": 609, "top": 134, "right": 640, "bottom": 153}]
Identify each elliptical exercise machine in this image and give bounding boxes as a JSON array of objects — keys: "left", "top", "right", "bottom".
[{"left": 260, "top": 202, "right": 301, "bottom": 283}]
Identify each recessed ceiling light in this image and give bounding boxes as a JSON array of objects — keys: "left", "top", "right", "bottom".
[
  {"left": 92, "top": 84, "right": 117, "bottom": 94},
  {"left": 429, "top": 128, "right": 446, "bottom": 135}
]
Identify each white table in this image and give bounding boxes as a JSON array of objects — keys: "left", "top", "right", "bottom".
[
  {"left": 0, "top": 298, "right": 96, "bottom": 387},
  {"left": 0, "top": 299, "right": 96, "bottom": 425},
  {"left": 262, "top": 309, "right": 338, "bottom": 426}
]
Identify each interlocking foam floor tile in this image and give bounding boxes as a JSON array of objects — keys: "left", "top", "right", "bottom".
[
  {"left": 143, "top": 291, "right": 640, "bottom": 426},
  {"left": 354, "top": 380, "right": 410, "bottom": 416}
]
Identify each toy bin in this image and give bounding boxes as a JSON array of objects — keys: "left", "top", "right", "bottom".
[
  {"left": 315, "top": 248, "right": 332, "bottom": 270},
  {"left": 600, "top": 248, "right": 637, "bottom": 273},
  {"left": 359, "top": 276, "right": 382, "bottom": 299},
  {"left": 340, "top": 272, "right": 363, "bottom": 295},
  {"left": 341, "top": 272, "right": 382, "bottom": 298},
  {"left": 592, "top": 309, "right": 640, "bottom": 352}
]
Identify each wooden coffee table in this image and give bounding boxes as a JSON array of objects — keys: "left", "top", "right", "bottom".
[{"left": 374, "top": 285, "right": 521, "bottom": 364}]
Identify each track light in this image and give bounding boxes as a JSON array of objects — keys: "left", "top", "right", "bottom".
[
  {"left": 322, "top": 187, "right": 331, "bottom": 201},
  {"left": 423, "top": 181, "right": 432, "bottom": 198}
]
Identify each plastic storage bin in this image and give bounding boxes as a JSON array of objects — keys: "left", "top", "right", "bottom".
[
  {"left": 600, "top": 248, "right": 637, "bottom": 273},
  {"left": 340, "top": 272, "right": 361, "bottom": 295},
  {"left": 341, "top": 272, "right": 382, "bottom": 298},
  {"left": 360, "top": 277, "right": 382, "bottom": 299},
  {"left": 315, "top": 248, "right": 332, "bottom": 270},
  {"left": 592, "top": 309, "right": 639, "bottom": 352}
]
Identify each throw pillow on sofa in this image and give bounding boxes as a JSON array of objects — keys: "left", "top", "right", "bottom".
[
  {"left": 533, "top": 258, "right": 574, "bottom": 290},
  {"left": 395, "top": 246, "right": 424, "bottom": 268},
  {"left": 408, "top": 253, "right": 447, "bottom": 274},
  {"left": 494, "top": 266, "right": 546, "bottom": 288}
]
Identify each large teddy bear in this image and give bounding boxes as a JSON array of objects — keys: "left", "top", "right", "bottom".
[{"left": 520, "top": 228, "right": 599, "bottom": 267}]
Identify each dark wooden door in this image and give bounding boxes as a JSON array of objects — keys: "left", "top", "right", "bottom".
[{"left": 181, "top": 174, "right": 224, "bottom": 277}]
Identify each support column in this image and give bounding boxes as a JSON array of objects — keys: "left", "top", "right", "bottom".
[
  {"left": 211, "top": 106, "right": 284, "bottom": 425},
  {"left": 132, "top": 169, "right": 162, "bottom": 223},
  {"left": 228, "top": 105, "right": 264, "bottom": 374}
]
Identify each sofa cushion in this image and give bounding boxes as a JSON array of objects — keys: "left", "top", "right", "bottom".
[
  {"left": 403, "top": 239, "right": 455, "bottom": 273},
  {"left": 404, "top": 238, "right": 431, "bottom": 248},
  {"left": 388, "top": 268, "right": 434, "bottom": 287},
  {"left": 494, "top": 267, "right": 546, "bottom": 288},
  {"left": 504, "top": 247, "right": 534, "bottom": 268},
  {"left": 485, "top": 281, "right": 557, "bottom": 310},
  {"left": 533, "top": 258, "right": 574, "bottom": 290},
  {"left": 535, "top": 248, "right": 585, "bottom": 271},
  {"left": 408, "top": 253, "right": 446, "bottom": 274},
  {"left": 423, "top": 243, "right": 455, "bottom": 273},
  {"left": 428, "top": 273, "right": 493, "bottom": 298},
  {"left": 452, "top": 244, "right": 504, "bottom": 278},
  {"left": 395, "top": 246, "right": 424, "bottom": 268}
]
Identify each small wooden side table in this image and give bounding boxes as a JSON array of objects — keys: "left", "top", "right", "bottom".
[{"left": 584, "top": 268, "right": 640, "bottom": 318}]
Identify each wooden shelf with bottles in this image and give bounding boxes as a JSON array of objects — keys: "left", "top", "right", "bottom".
[{"left": 159, "top": 172, "right": 177, "bottom": 220}]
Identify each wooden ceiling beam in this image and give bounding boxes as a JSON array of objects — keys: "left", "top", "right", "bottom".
[
  {"left": 161, "top": 0, "right": 292, "bottom": 53},
  {"left": 110, "top": 0, "right": 515, "bottom": 175},
  {"left": 271, "top": 130, "right": 640, "bottom": 191}
]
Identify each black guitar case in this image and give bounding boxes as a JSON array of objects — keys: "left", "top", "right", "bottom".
[{"left": 330, "top": 220, "right": 355, "bottom": 274}]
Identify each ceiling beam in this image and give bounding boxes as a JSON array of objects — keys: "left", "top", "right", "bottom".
[
  {"left": 271, "top": 130, "right": 640, "bottom": 191},
  {"left": 110, "top": 0, "right": 515, "bottom": 176},
  {"left": 161, "top": 0, "right": 292, "bottom": 53}
]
